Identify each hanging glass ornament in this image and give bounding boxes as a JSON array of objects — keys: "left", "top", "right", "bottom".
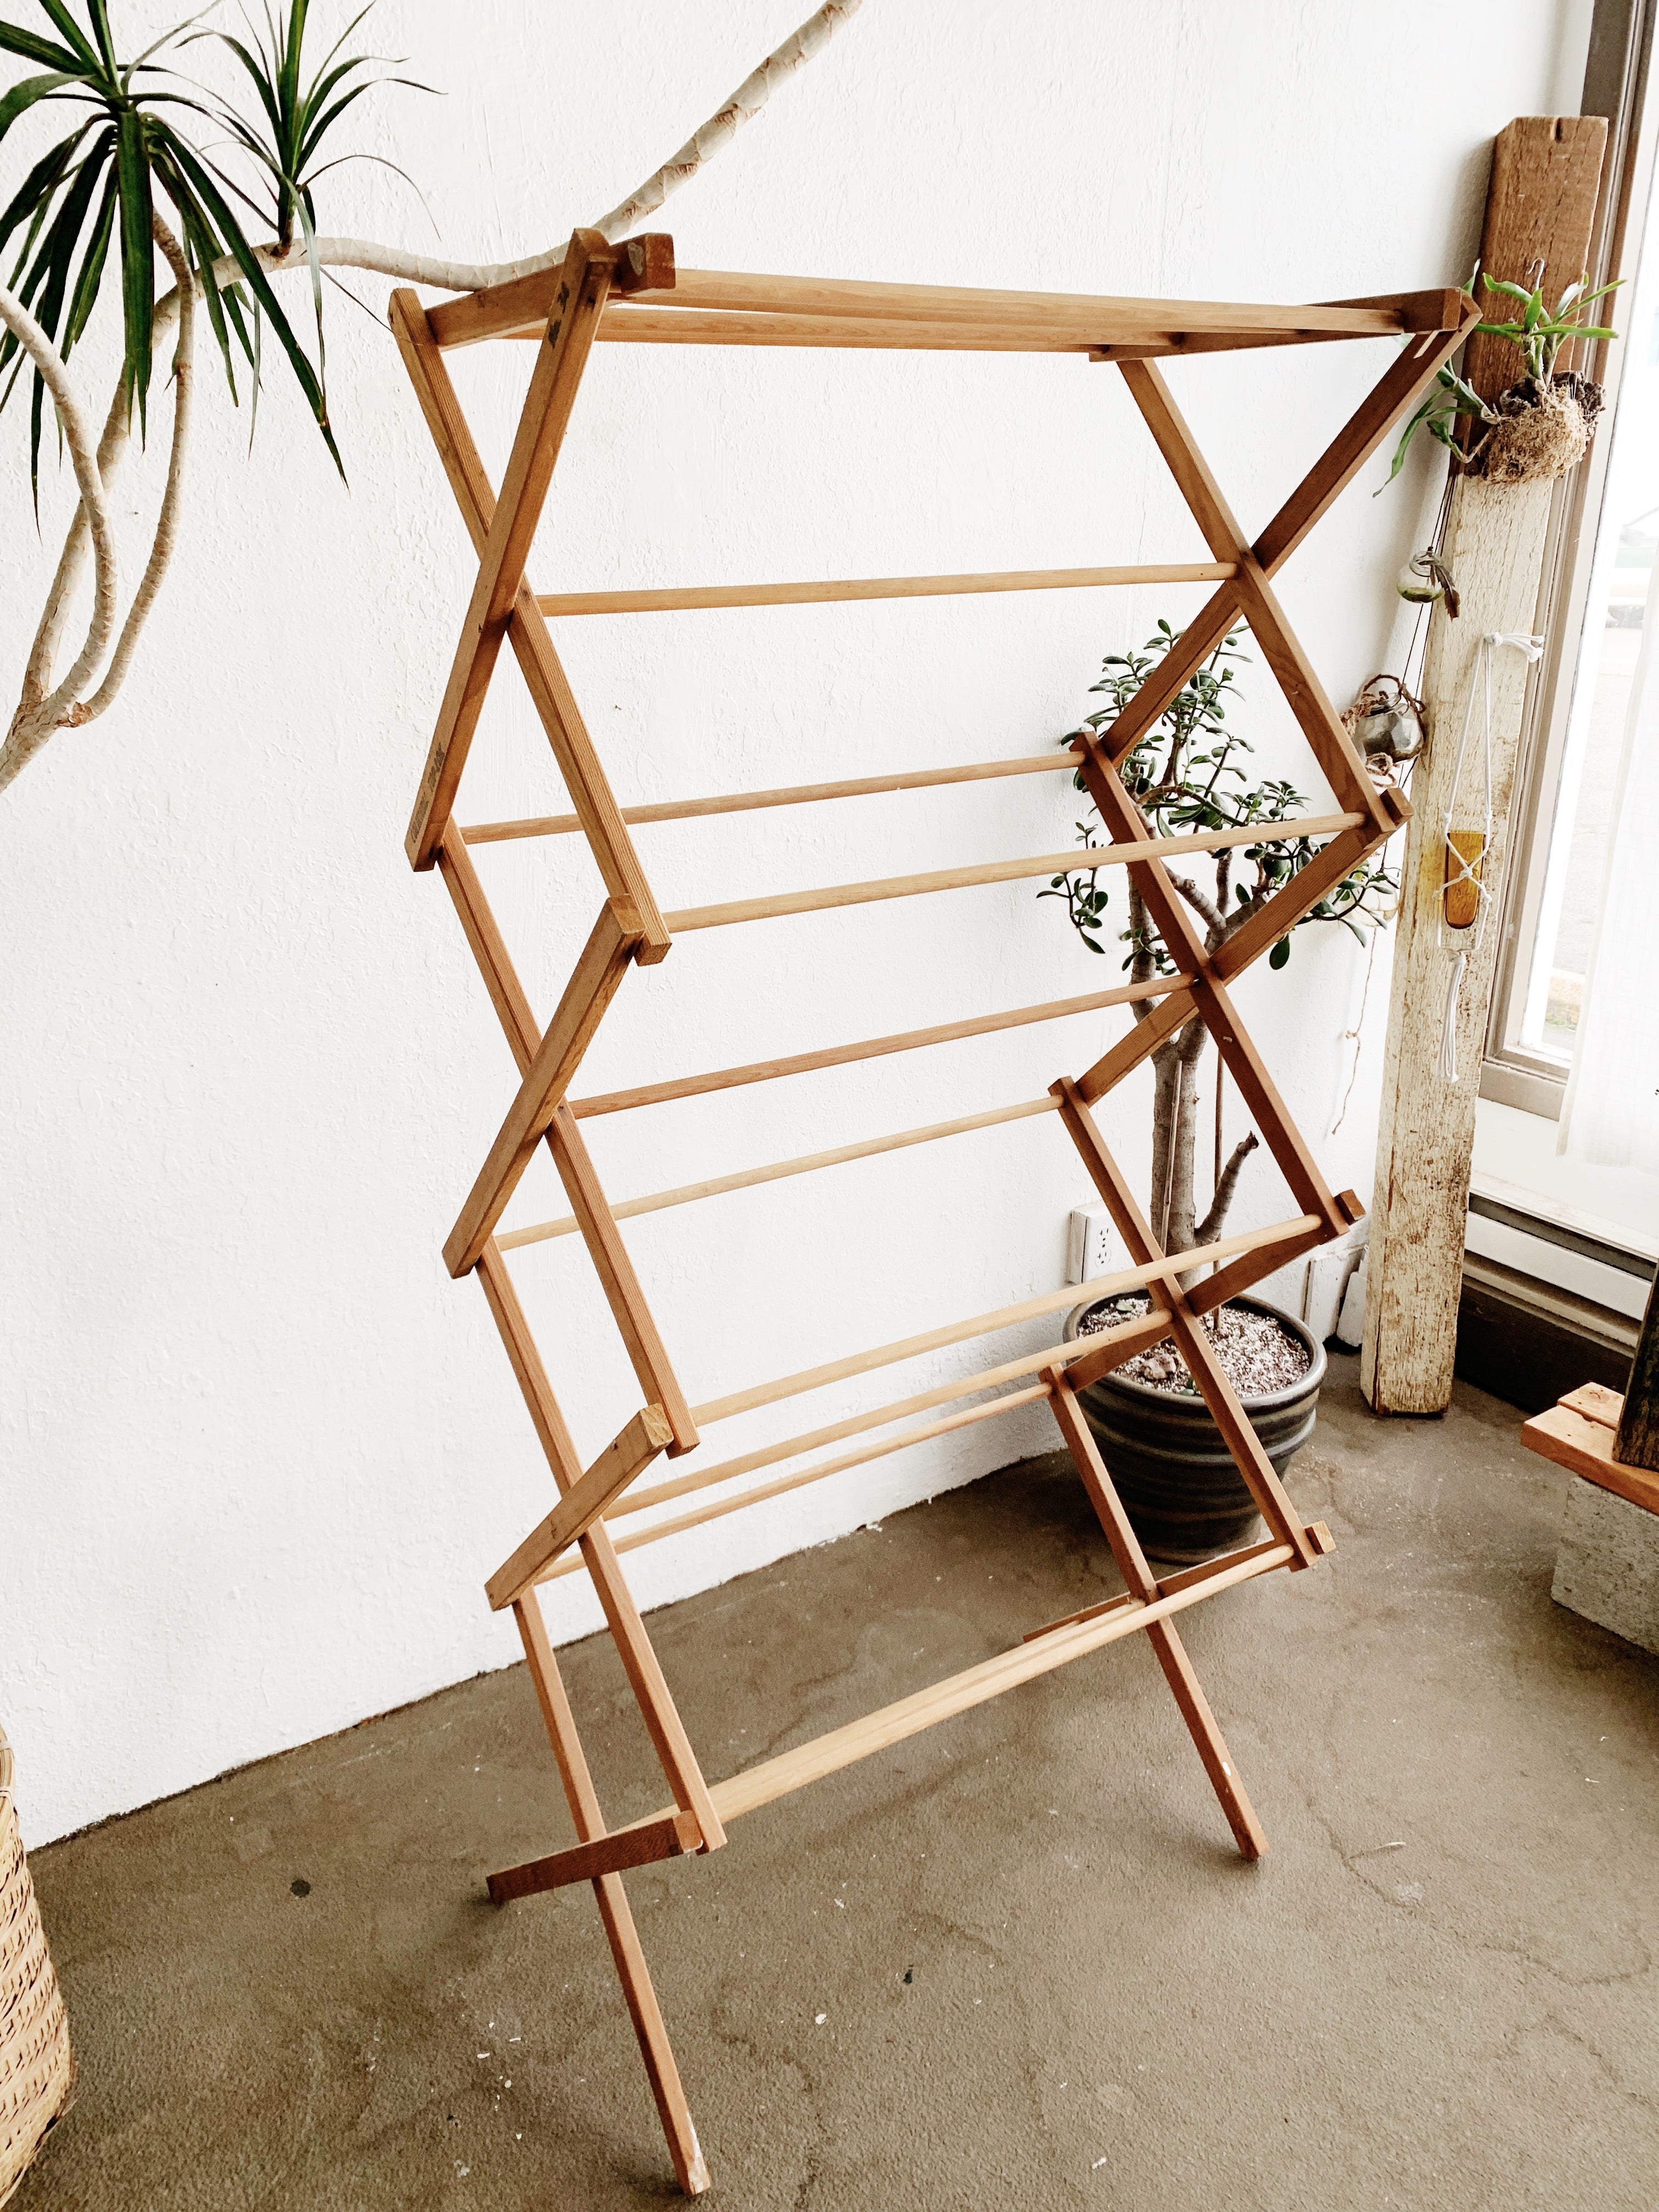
[{"left": 1397, "top": 548, "right": 1461, "bottom": 617}]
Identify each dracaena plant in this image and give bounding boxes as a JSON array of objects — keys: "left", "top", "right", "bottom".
[
  {"left": 0, "top": 2, "right": 867, "bottom": 796},
  {"left": 0, "top": 1, "right": 356, "bottom": 485},
  {"left": 1041, "top": 620, "right": 1395, "bottom": 1259}
]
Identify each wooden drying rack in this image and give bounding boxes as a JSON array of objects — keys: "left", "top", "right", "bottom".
[{"left": 389, "top": 233, "right": 1476, "bottom": 2194}]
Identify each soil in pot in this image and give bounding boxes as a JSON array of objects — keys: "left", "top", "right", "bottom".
[{"left": 1062, "top": 1291, "right": 1325, "bottom": 1565}]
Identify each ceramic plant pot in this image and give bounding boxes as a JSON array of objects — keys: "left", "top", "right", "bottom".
[{"left": 1060, "top": 1294, "right": 1325, "bottom": 1564}]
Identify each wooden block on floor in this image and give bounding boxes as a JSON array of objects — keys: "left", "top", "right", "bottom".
[
  {"left": 1552, "top": 1476, "right": 1659, "bottom": 1657},
  {"left": 1521, "top": 1400, "right": 1659, "bottom": 1518}
]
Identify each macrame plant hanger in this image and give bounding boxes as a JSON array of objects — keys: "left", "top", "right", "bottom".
[
  {"left": 1436, "top": 630, "right": 1545, "bottom": 1080},
  {"left": 386, "top": 229, "right": 1477, "bottom": 2194}
]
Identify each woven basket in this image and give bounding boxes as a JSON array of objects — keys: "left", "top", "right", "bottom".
[{"left": 1, "top": 1725, "right": 73, "bottom": 2206}]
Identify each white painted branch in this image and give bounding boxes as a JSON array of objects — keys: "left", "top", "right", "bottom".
[
  {"left": 591, "top": 1, "right": 865, "bottom": 241},
  {"left": 0, "top": 284, "right": 117, "bottom": 793},
  {"left": 75, "top": 213, "right": 195, "bottom": 728}
]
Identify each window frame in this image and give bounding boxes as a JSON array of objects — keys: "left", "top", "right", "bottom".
[{"left": 1482, "top": 0, "right": 1659, "bottom": 1117}]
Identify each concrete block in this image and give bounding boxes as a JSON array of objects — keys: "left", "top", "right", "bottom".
[{"left": 1552, "top": 1476, "right": 1659, "bottom": 1656}]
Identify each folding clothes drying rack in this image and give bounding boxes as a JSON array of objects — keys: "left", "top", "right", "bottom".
[{"left": 388, "top": 233, "right": 1475, "bottom": 2194}]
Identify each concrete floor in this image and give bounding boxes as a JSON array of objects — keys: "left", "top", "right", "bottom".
[{"left": 16, "top": 1357, "right": 1659, "bottom": 2211}]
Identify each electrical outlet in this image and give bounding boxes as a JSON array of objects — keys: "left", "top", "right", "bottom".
[{"left": 1066, "top": 1205, "right": 1115, "bottom": 1285}]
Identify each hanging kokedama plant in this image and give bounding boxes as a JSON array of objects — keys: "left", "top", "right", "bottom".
[{"left": 1384, "top": 269, "right": 1621, "bottom": 489}]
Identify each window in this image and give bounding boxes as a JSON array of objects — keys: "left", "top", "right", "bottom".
[{"left": 1485, "top": 0, "right": 1659, "bottom": 1116}]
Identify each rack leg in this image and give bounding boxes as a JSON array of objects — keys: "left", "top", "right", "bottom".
[
  {"left": 514, "top": 1594, "right": 710, "bottom": 2195},
  {"left": 1047, "top": 1368, "right": 1268, "bottom": 1859}
]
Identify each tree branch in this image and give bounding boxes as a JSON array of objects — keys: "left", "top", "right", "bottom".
[
  {"left": 1194, "top": 1131, "right": 1259, "bottom": 1246},
  {"left": 0, "top": 283, "right": 117, "bottom": 793},
  {"left": 592, "top": 1, "right": 865, "bottom": 240},
  {"left": 1167, "top": 869, "right": 1226, "bottom": 937},
  {"left": 72, "top": 208, "right": 194, "bottom": 730}
]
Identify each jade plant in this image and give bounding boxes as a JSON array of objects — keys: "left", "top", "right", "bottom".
[{"left": 1041, "top": 620, "right": 1395, "bottom": 1257}]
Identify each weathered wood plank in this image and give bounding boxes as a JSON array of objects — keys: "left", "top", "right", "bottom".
[{"left": 1363, "top": 114, "right": 1607, "bottom": 1417}]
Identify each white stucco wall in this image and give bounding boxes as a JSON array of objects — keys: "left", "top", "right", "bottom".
[{"left": 1, "top": 0, "right": 1590, "bottom": 1843}]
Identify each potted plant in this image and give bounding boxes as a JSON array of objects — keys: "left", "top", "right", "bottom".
[
  {"left": 1041, "top": 621, "right": 1395, "bottom": 1559},
  {"left": 1385, "top": 267, "right": 1620, "bottom": 488}
]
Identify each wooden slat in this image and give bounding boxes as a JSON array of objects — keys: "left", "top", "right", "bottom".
[
  {"left": 499, "top": 1096, "right": 1059, "bottom": 1250},
  {"left": 437, "top": 820, "right": 541, "bottom": 1073},
  {"left": 1071, "top": 818, "right": 1397, "bottom": 1108},
  {"left": 546, "top": 1109, "right": 699, "bottom": 1453},
  {"left": 408, "top": 232, "right": 616, "bottom": 868},
  {"left": 430, "top": 260, "right": 1429, "bottom": 351},
  {"left": 1095, "top": 581, "right": 1243, "bottom": 761},
  {"left": 425, "top": 232, "right": 674, "bottom": 351},
  {"left": 1186, "top": 1218, "right": 1331, "bottom": 1317},
  {"left": 1521, "top": 1402, "right": 1659, "bottom": 1517},
  {"left": 543, "top": 1384, "right": 1056, "bottom": 1585},
  {"left": 536, "top": 562, "right": 1233, "bottom": 617},
  {"left": 1048, "top": 1368, "right": 1268, "bottom": 1857},
  {"left": 422, "top": 790, "right": 699, "bottom": 1458},
  {"left": 1075, "top": 763, "right": 1346, "bottom": 1235},
  {"left": 663, "top": 814, "right": 1359, "bottom": 935},
  {"left": 697, "top": 1539, "right": 1295, "bottom": 1825},
  {"left": 388, "top": 289, "right": 670, "bottom": 953},
  {"left": 488, "top": 1403, "right": 674, "bottom": 1610},
  {"left": 445, "top": 901, "right": 641, "bottom": 1277},
  {"left": 1254, "top": 315, "right": 1476, "bottom": 573},
  {"left": 691, "top": 1215, "right": 1319, "bottom": 1427},
  {"left": 613, "top": 1319, "right": 1167, "bottom": 1525},
  {"left": 573, "top": 975, "right": 1190, "bottom": 1121},
  {"left": 1062, "top": 1305, "right": 1183, "bottom": 1393},
  {"left": 488, "top": 1807, "right": 703, "bottom": 1903},
  {"left": 510, "top": 1593, "right": 709, "bottom": 2196},
  {"left": 1051, "top": 1079, "right": 1319, "bottom": 1570},
  {"left": 1118, "top": 359, "right": 1392, "bottom": 839},
  {"left": 477, "top": 1246, "right": 723, "bottom": 1848},
  {"left": 462, "top": 750, "right": 1086, "bottom": 842},
  {"left": 589, "top": 306, "right": 1403, "bottom": 353}
]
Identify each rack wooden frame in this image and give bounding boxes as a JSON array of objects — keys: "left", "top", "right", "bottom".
[{"left": 391, "top": 229, "right": 1475, "bottom": 2196}]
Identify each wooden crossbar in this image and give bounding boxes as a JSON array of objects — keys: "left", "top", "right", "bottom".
[
  {"left": 534, "top": 562, "right": 1232, "bottom": 617},
  {"left": 498, "top": 1094, "right": 1059, "bottom": 1250},
  {"left": 428, "top": 262, "right": 1464, "bottom": 351},
  {"left": 662, "top": 815, "right": 1361, "bottom": 934},
  {"left": 569, "top": 974, "right": 1190, "bottom": 1119},
  {"left": 540, "top": 1379, "right": 1063, "bottom": 1585},
  {"left": 690, "top": 1215, "right": 1319, "bottom": 1425},
  {"left": 390, "top": 233, "right": 1470, "bottom": 2196},
  {"left": 690, "top": 1538, "right": 1296, "bottom": 1825},
  {"left": 462, "top": 749, "right": 1088, "bottom": 842},
  {"left": 612, "top": 1319, "right": 1171, "bottom": 1526}
]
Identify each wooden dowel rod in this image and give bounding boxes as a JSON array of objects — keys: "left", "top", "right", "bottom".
[
  {"left": 462, "top": 751, "right": 1086, "bottom": 844},
  {"left": 612, "top": 1317, "right": 1169, "bottom": 1523},
  {"left": 699, "top": 1541, "right": 1296, "bottom": 1825},
  {"left": 590, "top": 308, "right": 1406, "bottom": 355},
  {"left": 690, "top": 1215, "right": 1321, "bottom": 1427},
  {"left": 571, "top": 975, "right": 1189, "bottom": 1121},
  {"left": 535, "top": 563, "right": 1233, "bottom": 619},
  {"left": 498, "top": 1096, "right": 1059, "bottom": 1251},
  {"left": 662, "top": 817, "right": 1361, "bottom": 934},
  {"left": 541, "top": 1385, "right": 1054, "bottom": 1586}
]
